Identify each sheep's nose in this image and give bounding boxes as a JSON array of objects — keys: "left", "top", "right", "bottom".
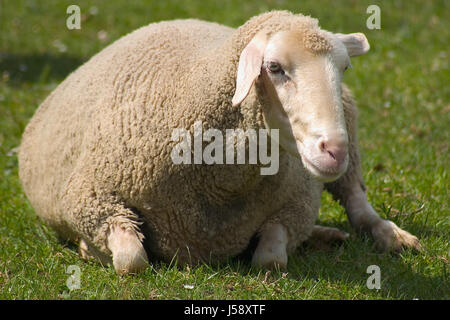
[{"left": 317, "top": 137, "right": 348, "bottom": 170}]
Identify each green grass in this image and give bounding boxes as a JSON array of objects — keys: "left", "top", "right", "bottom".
[{"left": 0, "top": 0, "right": 448, "bottom": 300}]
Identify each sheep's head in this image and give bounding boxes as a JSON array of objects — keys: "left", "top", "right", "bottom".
[{"left": 232, "top": 27, "right": 369, "bottom": 182}]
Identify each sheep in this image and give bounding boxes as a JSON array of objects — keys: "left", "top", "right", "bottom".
[{"left": 18, "top": 11, "right": 421, "bottom": 274}]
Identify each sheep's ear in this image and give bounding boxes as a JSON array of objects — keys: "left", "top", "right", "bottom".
[
  {"left": 232, "top": 32, "right": 268, "bottom": 107},
  {"left": 335, "top": 33, "right": 370, "bottom": 57}
]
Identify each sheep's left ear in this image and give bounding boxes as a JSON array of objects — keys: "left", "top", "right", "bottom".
[
  {"left": 232, "top": 31, "right": 268, "bottom": 107},
  {"left": 335, "top": 33, "right": 370, "bottom": 57}
]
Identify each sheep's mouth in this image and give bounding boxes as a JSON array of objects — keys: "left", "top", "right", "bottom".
[
  {"left": 279, "top": 137, "right": 346, "bottom": 182},
  {"left": 300, "top": 153, "right": 345, "bottom": 183}
]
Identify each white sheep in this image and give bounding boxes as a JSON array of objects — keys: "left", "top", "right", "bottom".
[{"left": 18, "top": 11, "right": 420, "bottom": 274}]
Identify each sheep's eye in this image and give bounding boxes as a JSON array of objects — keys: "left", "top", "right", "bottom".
[
  {"left": 344, "top": 62, "right": 352, "bottom": 72},
  {"left": 268, "top": 62, "right": 282, "bottom": 74}
]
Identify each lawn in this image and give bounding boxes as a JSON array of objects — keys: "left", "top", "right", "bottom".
[{"left": 0, "top": 0, "right": 448, "bottom": 300}]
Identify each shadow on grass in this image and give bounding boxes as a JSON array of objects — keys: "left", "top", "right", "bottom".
[
  {"left": 0, "top": 52, "right": 85, "bottom": 85},
  {"left": 227, "top": 221, "right": 448, "bottom": 299},
  {"left": 135, "top": 217, "right": 446, "bottom": 299},
  {"left": 50, "top": 216, "right": 447, "bottom": 299}
]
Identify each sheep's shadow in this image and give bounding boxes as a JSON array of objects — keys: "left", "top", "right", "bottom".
[
  {"left": 53, "top": 201, "right": 445, "bottom": 299},
  {"left": 219, "top": 221, "right": 448, "bottom": 299},
  {"left": 0, "top": 52, "right": 84, "bottom": 85}
]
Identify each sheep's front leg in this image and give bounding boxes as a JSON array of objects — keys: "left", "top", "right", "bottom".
[
  {"left": 80, "top": 225, "right": 148, "bottom": 275},
  {"left": 252, "top": 224, "right": 288, "bottom": 269},
  {"left": 326, "top": 88, "right": 421, "bottom": 252},
  {"left": 79, "top": 221, "right": 149, "bottom": 275},
  {"left": 345, "top": 185, "right": 421, "bottom": 252},
  {"left": 61, "top": 173, "right": 149, "bottom": 274},
  {"left": 107, "top": 225, "right": 149, "bottom": 275}
]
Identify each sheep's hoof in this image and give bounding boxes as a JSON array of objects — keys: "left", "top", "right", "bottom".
[
  {"left": 251, "top": 248, "right": 287, "bottom": 270},
  {"left": 112, "top": 248, "right": 148, "bottom": 275},
  {"left": 309, "top": 225, "right": 350, "bottom": 243},
  {"left": 107, "top": 226, "right": 149, "bottom": 275},
  {"left": 371, "top": 220, "right": 422, "bottom": 253},
  {"left": 79, "top": 239, "right": 92, "bottom": 260},
  {"left": 251, "top": 224, "right": 288, "bottom": 270}
]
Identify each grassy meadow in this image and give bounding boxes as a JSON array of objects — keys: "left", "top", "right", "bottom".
[{"left": 0, "top": 0, "right": 448, "bottom": 299}]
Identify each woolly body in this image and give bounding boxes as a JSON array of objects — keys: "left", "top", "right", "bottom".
[{"left": 19, "top": 11, "right": 419, "bottom": 269}]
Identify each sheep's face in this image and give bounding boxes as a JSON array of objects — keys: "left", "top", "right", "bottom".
[{"left": 232, "top": 29, "right": 369, "bottom": 182}]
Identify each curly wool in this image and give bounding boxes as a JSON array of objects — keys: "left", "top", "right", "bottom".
[{"left": 19, "top": 11, "right": 358, "bottom": 264}]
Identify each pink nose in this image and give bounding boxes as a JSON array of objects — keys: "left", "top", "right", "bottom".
[{"left": 318, "top": 138, "right": 348, "bottom": 171}]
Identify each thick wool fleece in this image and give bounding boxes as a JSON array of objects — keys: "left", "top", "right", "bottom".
[{"left": 19, "top": 11, "right": 361, "bottom": 264}]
